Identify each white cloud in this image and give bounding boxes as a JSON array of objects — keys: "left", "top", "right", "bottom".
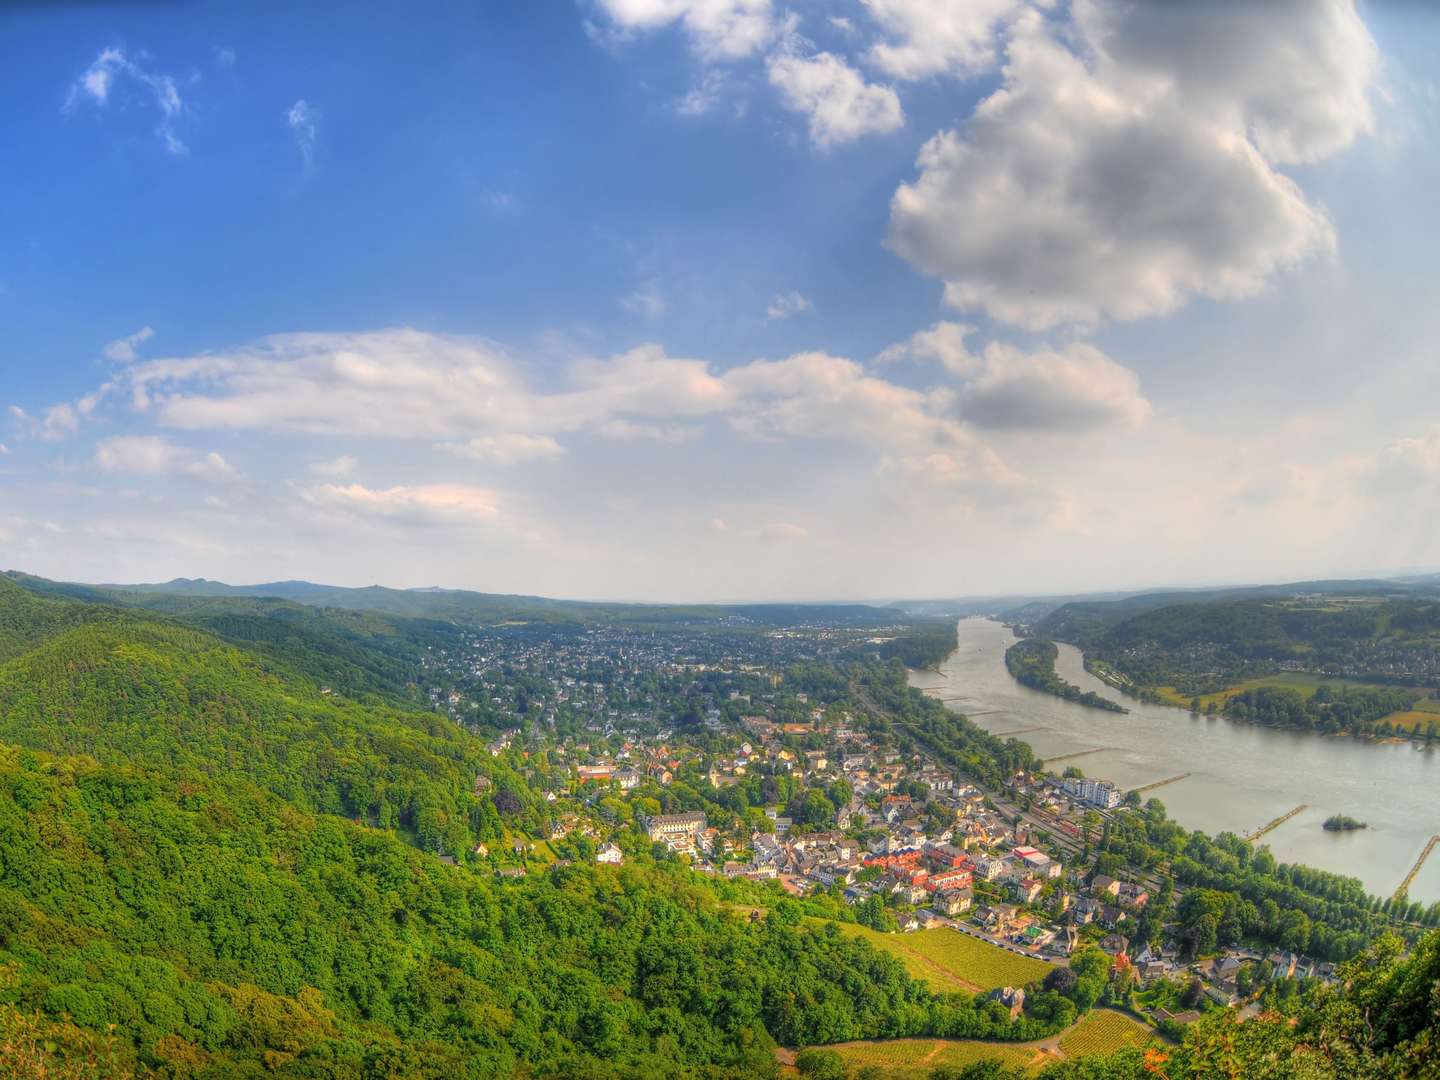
[
  {"left": 877, "top": 320, "right": 979, "bottom": 376},
  {"left": 1359, "top": 426, "right": 1440, "bottom": 494},
  {"left": 287, "top": 99, "right": 318, "bottom": 166},
  {"left": 119, "top": 329, "right": 527, "bottom": 437},
  {"left": 862, "top": 0, "right": 1024, "bottom": 80},
  {"left": 676, "top": 70, "right": 729, "bottom": 116},
  {"left": 620, "top": 283, "right": 667, "bottom": 317},
  {"left": 887, "top": 3, "right": 1375, "bottom": 330},
  {"left": 67, "top": 47, "right": 187, "bottom": 155},
  {"left": 94, "top": 435, "right": 238, "bottom": 480},
  {"left": 9, "top": 403, "right": 79, "bottom": 442},
  {"left": 437, "top": 434, "right": 565, "bottom": 465},
  {"left": 309, "top": 455, "right": 358, "bottom": 477},
  {"left": 67, "top": 328, "right": 1052, "bottom": 513},
  {"left": 724, "top": 351, "right": 957, "bottom": 452},
  {"left": 298, "top": 482, "right": 503, "bottom": 528},
  {"left": 960, "top": 342, "right": 1151, "bottom": 432},
  {"left": 766, "top": 291, "right": 812, "bottom": 319},
  {"left": 592, "top": 0, "right": 777, "bottom": 60},
  {"left": 103, "top": 325, "right": 155, "bottom": 362},
  {"left": 1075, "top": 0, "right": 1376, "bottom": 167},
  {"left": 768, "top": 51, "right": 903, "bottom": 147}
]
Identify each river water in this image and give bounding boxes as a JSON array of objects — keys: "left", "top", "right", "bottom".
[{"left": 908, "top": 618, "right": 1440, "bottom": 904}]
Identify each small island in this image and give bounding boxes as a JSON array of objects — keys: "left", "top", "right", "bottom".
[
  {"left": 1005, "top": 637, "right": 1128, "bottom": 713},
  {"left": 1323, "top": 814, "right": 1369, "bottom": 832}
]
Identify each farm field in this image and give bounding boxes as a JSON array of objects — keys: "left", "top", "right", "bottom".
[
  {"left": 789, "top": 1037, "right": 1047, "bottom": 1078},
  {"left": 829, "top": 923, "right": 1053, "bottom": 993},
  {"left": 780, "top": 1010, "right": 1160, "bottom": 1077},
  {"left": 1057, "top": 1009, "right": 1155, "bottom": 1058}
]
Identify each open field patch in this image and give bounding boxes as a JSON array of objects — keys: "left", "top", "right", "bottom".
[
  {"left": 796, "top": 1037, "right": 1047, "bottom": 1077},
  {"left": 1057, "top": 1009, "right": 1155, "bottom": 1058},
  {"left": 830, "top": 924, "right": 1053, "bottom": 994}
]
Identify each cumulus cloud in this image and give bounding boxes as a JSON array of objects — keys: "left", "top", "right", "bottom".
[
  {"left": 768, "top": 51, "right": 903, "bottom": 147},
  {"left": 591, "top": 0, "right": 776, "bottom": 61},
  {"left": 724, "top": 352, "right": 944, "bottom": 448},
  {"left": 766, "top": 291, "right": 812, "bottom": 319},
  {"left": 103, "top": 330, "right": 731, "bottom": 444},
  {"left": 887, "top": 2, "right": 1375, "bottom": 330},
  {"left": 62, "top": 327, "right": 1044, "bottom": 509},
  {"left": 862, "top": 0, "right": 1023, "bottom": 80},
  {"left": 437, "top": 434, "right": 565, "bottom": 465},
  {"left": 298, "top": 482, "right": 503, "bottom": 528},
  {"left": 103, "top": 325, "right": 155, "bottom": 362},
  {"left": 66, "top": 47, "right": 187, "bottom": 154},
  {"left": 94, "top": 435, "right": 238, "bottom": 480},
  {"left": 877, "top": 321, "right": 979, "bottom": 376},
  {"left": 960, "top": 342, "right": 1151, "bottom": 432},
  {"left": 119, "top": 329, "right": 528, "bottom": 437},
  {"left": 1075, "top": 0, "right": 1376, "bottom": 167},
  {"left": 287, "top": 99, "right": 318, "bottom": 166}
]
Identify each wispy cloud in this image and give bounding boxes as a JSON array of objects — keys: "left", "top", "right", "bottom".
[
  {"left": 621, "top": 283, "right": 666, "bottom": 318},
  {"left": 766, "top": 291, "right": 811, "bottom": 319},
  {"left": 94, "top": 435, "right": 239, "bottom": 480},
  {"left": 66, "top": 47, "right": 188, "bottom": 155},
  {"left": 287, "top": 99, "right": 318, "bottom": 167},
  {"left": 8, "top": 403, "right": 79, "bottom": 442},
  {"left": 437, "top": 434, "right": 565, "bottom": 465},
  {"left": 103, "top": 325, "right": 155, "bottom": 363}
]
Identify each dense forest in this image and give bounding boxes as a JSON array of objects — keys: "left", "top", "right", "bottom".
[
  {"left": 1037, "top": 594, "right": 1440, "bottom": 690},
  {"left": 1003, "top": 638, "right": 1126, "bottom": 713},
  {"left": 1030, "top": 592, "right": 1440, "bottom": 735},
  {"left": 1222, "top": 684, "right": 1419, "bottom": 736}
]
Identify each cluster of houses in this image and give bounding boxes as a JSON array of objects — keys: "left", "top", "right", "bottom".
[{"left": 461, "top": 650, "right": 1346, "bottom": 1021}]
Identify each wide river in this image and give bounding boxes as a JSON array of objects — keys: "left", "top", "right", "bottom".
[{"left": 908, "top": 618, "right": 1440, "bottom": 904}]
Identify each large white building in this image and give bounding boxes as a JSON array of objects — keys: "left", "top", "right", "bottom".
[
  {"left": 645, "top": 811, "right": 707, "bottom": 843},
  {"left": 1062, "top": 776, "right": 1123, "bottom": 809}
]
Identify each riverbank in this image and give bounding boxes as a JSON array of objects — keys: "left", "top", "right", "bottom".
[{"left": 909, "top": 618, "right": 1440, "bottom": 903}]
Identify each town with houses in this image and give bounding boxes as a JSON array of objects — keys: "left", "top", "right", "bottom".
[{"left": 425, "top": 619, "right": 1344, "bottom": 1029}]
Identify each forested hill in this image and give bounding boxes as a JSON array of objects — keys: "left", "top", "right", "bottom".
[
  {"left": 1036, "top": 592, "right": 1440, "bottom": 695},
  {"left": 1030, "top": 578, "right": 1433, "bottom": 647},
  {"left": 77, "top": 573, "right": 919, "bottom": 631},
  {"left": 0, "top": 574, "right": 993, "bottom": 1077}
]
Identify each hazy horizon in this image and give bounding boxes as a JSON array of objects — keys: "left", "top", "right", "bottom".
[
  {"left": 11, "top": 560, "right": 1440, "bottom": 610},
  {"left": 5, "top": 1, "right": 1439, "bottom": 602}
]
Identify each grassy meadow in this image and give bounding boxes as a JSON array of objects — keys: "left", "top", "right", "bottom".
[
  {"left": 830, "top": 923, "right": 1053, "bottom": 993},
  {"left": 1056, "top": 1009, "right": 1155, "bottom": 1057}
]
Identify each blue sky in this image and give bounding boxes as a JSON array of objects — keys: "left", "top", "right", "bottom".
[{"left": 3, "top": 1, "right": 1440, "bottom": 601}]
